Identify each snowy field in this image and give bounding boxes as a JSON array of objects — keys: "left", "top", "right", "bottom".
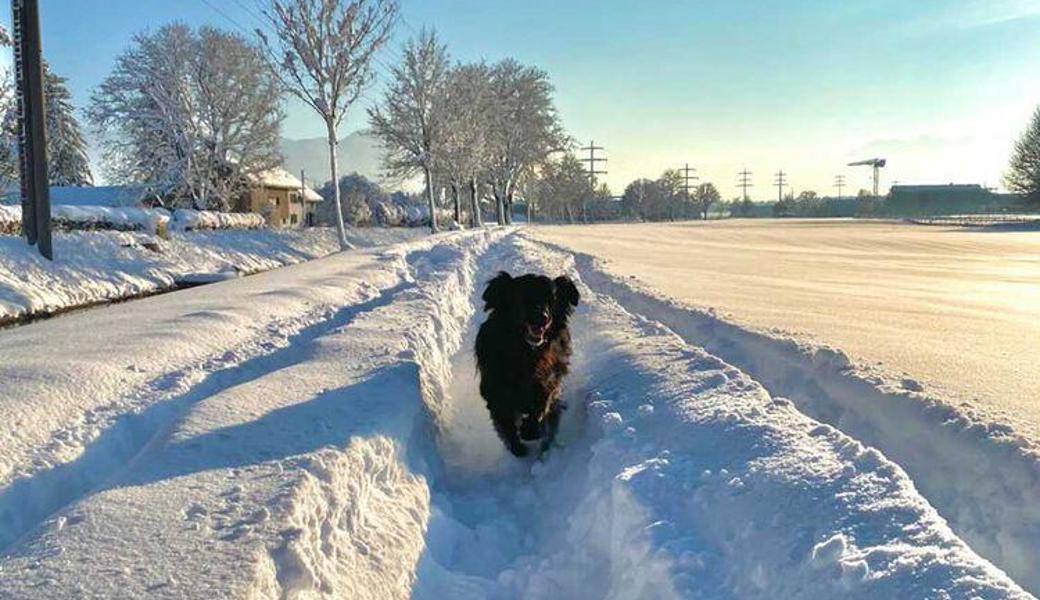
[
  {"left": 533, "top": 219, "right": 1040, "bottom": 436},
  {"left": 0, "top": 227, "right": 423, "bottom": 324},
  {"left": 0, "top": 228, "right": 1035, "bottom": 598}
]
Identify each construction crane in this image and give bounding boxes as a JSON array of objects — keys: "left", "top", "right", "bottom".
[{"left": 847, "top": 158, "right": 886, "bottom": 200}]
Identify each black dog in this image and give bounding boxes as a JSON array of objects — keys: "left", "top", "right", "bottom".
[{"left": 475, "top": 271, "right": 580, "bottom": 457}]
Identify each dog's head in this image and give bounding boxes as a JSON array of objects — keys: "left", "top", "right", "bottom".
[{"left": 482, "top": 271, "right": 580, "bottom": 348}]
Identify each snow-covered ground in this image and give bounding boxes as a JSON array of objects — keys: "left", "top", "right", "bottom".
[
  {"left": 0, "top": 226, "right": 423, "bottom": 324},
  {"left": 532, "top": 219, "right": 1040, "bottom": 436},
  {"left": 0, "top": 229, "right": 1033, "bottom": 598}
]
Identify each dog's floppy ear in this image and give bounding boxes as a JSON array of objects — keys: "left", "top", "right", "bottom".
[
  {"left": 482, "top": 271, "right": 513, "bottom": 311},
  {"left": 554, "top": 275, "right": 580, "bottom": 308}
]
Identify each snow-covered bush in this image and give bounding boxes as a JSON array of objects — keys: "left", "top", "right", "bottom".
[
  {"left": 170, "top": 209, "right": 266, "bottom": 231},
  {"left": 1, "top": 204, "right": 171, "bottom": 235},
  {"left": 50, "top": 206, "right": 171, "bottom": 235},
  {"left": 0, "top": 205, "right": 19, "bottom": 235}
]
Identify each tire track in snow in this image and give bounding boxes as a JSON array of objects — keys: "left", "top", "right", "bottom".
[{"left": 543, "top": 237, "right": 1040, "bottom": 595}]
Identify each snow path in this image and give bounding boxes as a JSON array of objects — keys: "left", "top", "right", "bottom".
[
  {"left": 541, "top": 233, "right": 1040, "bottom": 595},
  {"left": 0, "top": 230, "right": 1032, "bottom": 598}
]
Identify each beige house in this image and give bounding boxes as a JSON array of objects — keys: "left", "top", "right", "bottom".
[{"left": 237, "top": 168, "right": 323, "bottom": 228}]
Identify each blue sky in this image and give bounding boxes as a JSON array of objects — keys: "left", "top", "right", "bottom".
[{"left": 8, "top": 0, "right": 1040, "bottom": 197}]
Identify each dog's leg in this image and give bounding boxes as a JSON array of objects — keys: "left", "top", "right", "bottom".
[
  {"left": 535, "top": 404, "right": 563, "bottom": 454},
  {"left": 490, "top": 408, "right": 527, "bottom": 457}
]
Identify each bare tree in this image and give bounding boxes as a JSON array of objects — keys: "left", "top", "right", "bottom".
[
  {"left": 367, "top": 28, "right": 450, "bottom": 233},
  {"left": 258, "top": 0, "right": 398, "bottom": 248},
  {"left": 440, "top": 62, "right": 494, "bottom": 228},
  {"left": 484, "top": 59, "right": 568, "bottom": 225},
  {"left": 693, "top": 182, "right": 720, "bottom": 220},
  {"left": 90, "top": 24, "right": 282, "bottom": 209}
]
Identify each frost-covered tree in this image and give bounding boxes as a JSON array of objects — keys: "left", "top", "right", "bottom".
[
  {"left": 439, "top": 62, "right": 494, "bottom": 228},
  {"left": 45, "top": 70, "right": 92, "bottom": 186},
  {"left": 484, "top": 59, "right": 568, "bottom": 225},
  {"left": 1006, "top": 106, "right": 1040, "bottom": 203},
  {"left": 258, "top": 0, "right": 398, "bottom": 248},
  {"left": 368, "top": 29, "right": 450, "bottom": 233},
  {"left": 693, "top": 182, "right": 721, "bottom": 220},
  {"left": 528, "top": 153, "right": 589, "bottom": 223},
  {"left": 89, "top": 24, "right": 283, "bottom": 210}
]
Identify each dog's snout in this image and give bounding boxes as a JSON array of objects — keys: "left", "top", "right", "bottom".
[{"left": 538, "top": 308, "right": 551, "bottom": 327}]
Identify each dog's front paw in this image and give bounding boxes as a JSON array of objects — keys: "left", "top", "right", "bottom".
[{"left": 508, "top": 441, "right": 529, "bottom": 457}]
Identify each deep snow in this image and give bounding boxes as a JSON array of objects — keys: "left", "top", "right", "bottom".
[
  {"left": 0, "top": 229, "right": 1033, "bottom": 598},
  {"left": 0, "top": 226, "right": 422, "bottom": 323}
]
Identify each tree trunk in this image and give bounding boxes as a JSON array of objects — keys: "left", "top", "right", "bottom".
[
  {"left": 505, "top": 188, "right": 514, "bottom": 225},
  {"left": 424, "top": 164, "right": 438, "bottom": 234},
  {"left": 469, "top": 177, "right": 482, "bottom": 227},
  {"left": 493, "top": 183, "right": 505, "bottom": 225},
  {"left": 527, "top": 201, "right": 532, "bottom": 224},
  {"left": 325, "top": 120, "right": 351, "bottom": 250},
  {"left": 451, "top": 183, "right": 462, "bottom": 227}
]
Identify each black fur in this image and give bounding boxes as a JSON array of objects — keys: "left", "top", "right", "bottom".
[{"left": 475, "top": 271, "right": 580, "bottom": 457}]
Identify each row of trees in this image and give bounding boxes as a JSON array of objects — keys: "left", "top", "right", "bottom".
[{"left": 367, "top": 29, "right": 567, "bottom": 232}]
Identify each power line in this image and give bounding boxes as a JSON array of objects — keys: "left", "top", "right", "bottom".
[
  {"left": 579, "top": 140, "right": 607, "bottom": 187},
  {"left": 774, "top": 170, "right": 787, "bottom": 202},
  {"left": 680, "top": 163, "right": 698, "bottom": 199},
  {"left": 738, "top": 169, "right": 753, "bottom": 202},
  {"left": 579, "top": 140, "right": 607, "bottom": 224},
  {"left": 834, "top": 174, "right": 846, "bottom": 200},
  {"left": 197, "top": 0, "right": 252, "bottom": 36}
]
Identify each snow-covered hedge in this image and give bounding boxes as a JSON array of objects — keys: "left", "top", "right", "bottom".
[
  {"left": 1, "top": 204, "right": 171, "bottom": 235},
  {"left": 170, "top": 209, "right": 266, "bottom": 231},
  {"left": 52, "top": 206, "right": 171, "bottom": 235},
  {"left": 398, "top": 203, "right": 458, "bottom": 228},
  {"left": 1, "top": 205, "right": 268, "bottom": 236},
  {"left": 0, "top": 205, "right": 19, "bottom": 235}
]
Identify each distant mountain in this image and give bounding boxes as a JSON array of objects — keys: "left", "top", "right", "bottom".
[{"left": 280, "top": 131, "right": 386, "bottom": 188}]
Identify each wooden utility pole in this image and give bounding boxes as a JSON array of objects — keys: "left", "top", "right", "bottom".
[
  {"left": 579, "top": 140, "right": 606, "bottom": 224},
  {"left": 300, "top": 169, "right": 309, "bottom": 226},
  {"left": 13, "top": 0, "right": 52, "bottom": 259}
]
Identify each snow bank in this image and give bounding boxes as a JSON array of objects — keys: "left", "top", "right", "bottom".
[
  {"left": 550, "top": 235, "right": 1040, "bottom": 596},
  {"left": 171, "top": 208, "right": 266, "bottom": 231},
  {"left": 0, "top": 227, "right": 423, "bottom": 324}
]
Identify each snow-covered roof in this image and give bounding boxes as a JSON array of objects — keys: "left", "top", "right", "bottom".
[{"left": 249, "top": 167, "right": 323, "bottom": 202}]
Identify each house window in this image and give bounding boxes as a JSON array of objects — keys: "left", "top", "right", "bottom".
[{"left": 290, "top": 214, "right": 298, "bottom": 225}]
